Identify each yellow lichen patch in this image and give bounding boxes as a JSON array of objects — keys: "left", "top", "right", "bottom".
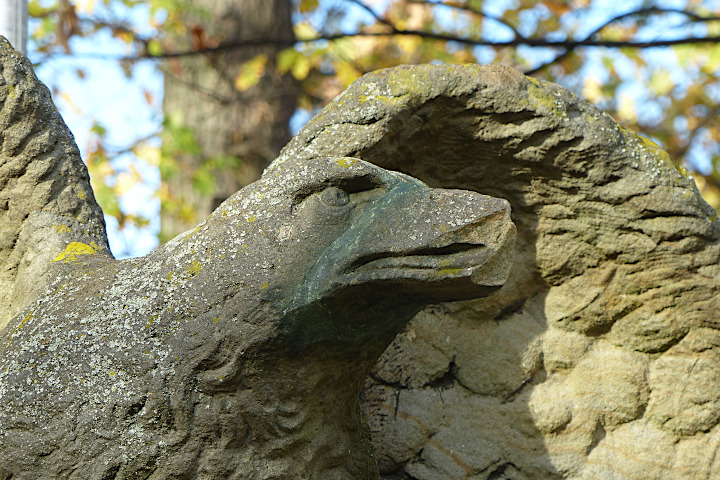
[
  {"left": 77, "top": 190, "right": 87, "bottom": 200},
  {"left": 635, "top": 132, "right": 692, "bottom": 179},
  {"left": 636, "top": 133, "right": 674, "bottom": 165},
  {"left": 638, "top": 134, "right": 662, "bottom": 150},
  {"left": 17, "top": 313, "right": 32, "bottom": 330},
  {"left": 213, "top": 317, "right": 220, "bottom": 323},
  {"left": 187, "top": 260, "right": 202, "bottom": 277},
  {"left": 5, "top": 83, "right": 17, "bottom": 99},
  {"left": 145, "top": 315, "right": 158, "bottom": 329},
  {"left": 54, "top": 225, "right": 71, "bottom": 233},
  {"left": 438, "top": 267, "right": 462, "bottom": 276},
  {"left": 53, "top": 242, "right": 98, "bottom": 263},
  {"left": 188, "top": 224, "right": 203, "bottom": 237},
  {"left": 676, "top": 163, "right": 691, "bottom": 177},
  {"left": 167, "top": 271, "right": 175, "bottom": 281},
  {"left": 247, "top": 215, "right": 257, "bottom": 222},
  {"left": 261, "top": 282, "right": 269, "bottom": 290},
  {"left": 336, "top": 158, "right": 358, "bottom": 168}
]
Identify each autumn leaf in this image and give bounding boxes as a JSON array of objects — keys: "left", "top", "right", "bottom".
[
  {"left": 143, "top": 89, "right": 155, "bottom": 106},
  {"left": 299, "top": 0, "right": 319, "bottom": 13},
  {"left": 541, "top": 1, "right": 571, "bottom": 16},
  {"left": 277, "top": 48, "right": 300, "bottom": 74},
  {"left": 234, "top": 54, "right": 268, "bottom": 91}
]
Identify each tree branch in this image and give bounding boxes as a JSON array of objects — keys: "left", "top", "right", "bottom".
[
  {"left": 35, "top": 5, "right": 720, "bottom": 63},
  {"left": 160, "top": 64, "right": 235, "bottom": 104},
  {"left": 345, "top": 0, "right": 398, "bottom": 32},
  {"left": 55, "top": 32, "right": 720, "bottom": 62},
  {"left": 408, "top": 0, "right": 525, "bottom": 40},
  {"left": 104, "top": 131, "right": 160, "bottom": 155},
  {"left": 524, "top": 6, "right": 720, "bottom": 75}
]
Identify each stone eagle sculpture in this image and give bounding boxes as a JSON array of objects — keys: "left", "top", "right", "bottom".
[
  {"left": 280, "top": 65, "right": 720, "bottom": 479},
  {"left": 2, "top": 35, "right": 720, "bottom": 480},
  {"left": 0, "top": 37, "right": 515, "bottom": 478}
]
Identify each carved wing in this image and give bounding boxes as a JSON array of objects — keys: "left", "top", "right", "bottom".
[
  {"left": 273, "top": 65, "right": 720, "bottom": 479},
  {"left": 0, "top": 37, "right": 110, "bottom": 328}
]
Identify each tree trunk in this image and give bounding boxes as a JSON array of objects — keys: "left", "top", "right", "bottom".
[{"left": 160, "top": 0, "right": 296, "bottom": 241}]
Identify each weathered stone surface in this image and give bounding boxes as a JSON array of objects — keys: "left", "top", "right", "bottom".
[
  {"left": 0, "top": 37, "right": 109, "bottom": 328},
  {"left": 279, "top": 64, "right": 720, "bottom": 479},
  {"left": 0, "top": 40, "right": 515, "bottom": 479}
]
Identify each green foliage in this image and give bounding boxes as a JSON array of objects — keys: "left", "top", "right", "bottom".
[{"left": 161, "top": 111, "right": 201, "bottom": 161}]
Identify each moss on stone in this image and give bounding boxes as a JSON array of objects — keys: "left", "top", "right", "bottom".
[{"left": 526, "top": 77, "right": 567, "bottom": 119}]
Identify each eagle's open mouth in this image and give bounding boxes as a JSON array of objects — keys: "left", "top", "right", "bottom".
[{"left": 347, "top": 242, "right": 487, "bottom": 274}]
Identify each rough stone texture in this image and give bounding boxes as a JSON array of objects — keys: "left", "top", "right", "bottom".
[
  {"left": 277, "top": 64, "right": 720, "bottom": 479},
  {"left": 0, "top": 41, "right": 515, "bottom": 479},
  {"left": 0, "top": 36, "right": 110, "bottom": 328}
]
